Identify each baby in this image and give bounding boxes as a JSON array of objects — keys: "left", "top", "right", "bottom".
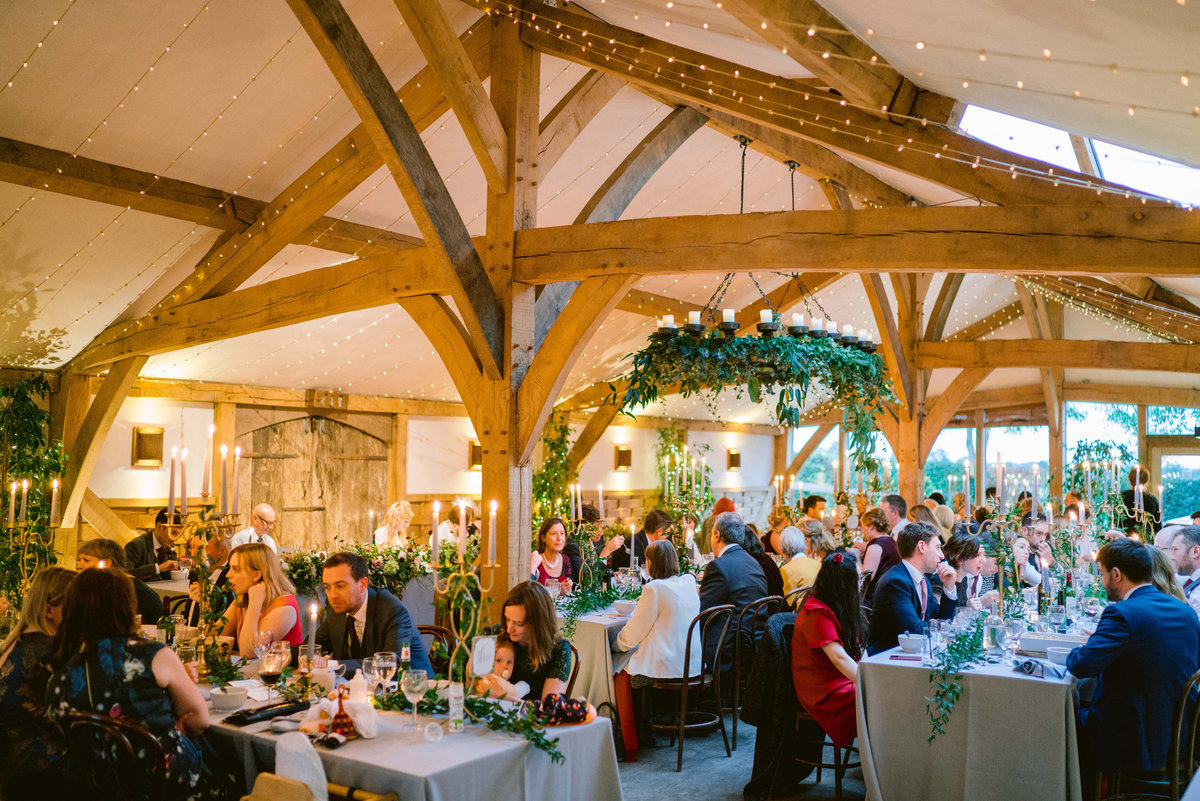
[{"left": 484, "top": 636, "right": 529, "bottom": 700}]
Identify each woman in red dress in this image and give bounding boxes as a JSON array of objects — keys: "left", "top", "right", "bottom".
[{"left": 790, "top": 551, "right": 866, "bottom": 748}]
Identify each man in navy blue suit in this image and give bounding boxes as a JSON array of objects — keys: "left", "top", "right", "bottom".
[
  {"left": 1067, "top": 538, "right": 1200, "bottom": 784},
  {"left": 866, "top": 521, "right": 959, "bottom": 655}
]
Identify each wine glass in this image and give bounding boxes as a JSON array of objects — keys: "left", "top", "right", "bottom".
[
  {"left": 375, "top": 651, "right": 398, "bottom": 693},
  {"left": 401, "top": 669, "right": 428, "bottom": 731},
  {"left": 253, "top": 630, "right": 273, "bottom": 662},
  {"left": 1048, "top": 604, "right": 1067, "bottom": 632},
  {"left": 362, "top": 656, "right": 379, "bottom": 698},
  {"left": 259, "top": 651, "right": 288, "bottom": 702}
]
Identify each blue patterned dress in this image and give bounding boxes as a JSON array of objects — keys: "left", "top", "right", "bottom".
[{"left": 0, "top": 632, "right": 75, "bottom": 795}]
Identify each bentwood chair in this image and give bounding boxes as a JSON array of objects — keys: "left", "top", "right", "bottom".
[
  {"left": 648, "top": 604, "right": 736, "bottom": 772},
  {"left": 567, "top": 641, "right": 582, "bottom": 696},
  {"left": 784, "top": 586, "right": 812, "bottom": 611},
  {"left": 62, "top": 710, "right": 168, "bottom": 801},
  {"left": 732, "top": 595, "right": 783, "bottom": 750},
  {"left": 417, "top": 624, "right": 455, "bottom": 675}
]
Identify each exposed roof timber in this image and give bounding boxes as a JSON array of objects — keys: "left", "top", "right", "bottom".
[
  {"left": 735, "top": 272, "right": 843, "bottom": 327},
  {"left": 916, "top": 340, "right": 1200, "bottom": 373},
  {"left": 1104, "top": 276, "right": 1200, "bottom": 317},
  {"left": 537, "top": 70, "right": 626, "bottom": 181},
  {"left": 615, "top": 289, "right": 703, "bottom": 319},
  {"left": 498, "top": 0, "right": 1152, "bottom": 208},
  {"left": 1063, "top": 382, "right": 1200, "bottom": 409},
  {"left": 0, "top": 136, "right": 419, "bottom": 255},
  {"left": 925, "top": 274, "right": 964, "bottom": 342},
  {"left": 513, "top": 206, "right": 1200, "bottom": 282},
  {"left": 718, "top": 0, "right": 928, "bottom": 117},
  {"left": 945, "top": 302, "right": 1023, "bottom": 341},
  {"left": 1013, "top": 281, "right": 1062, "bottom": 437},
  {"left": 1024, "top": 275, "right": 1200, "bottom": 344}
]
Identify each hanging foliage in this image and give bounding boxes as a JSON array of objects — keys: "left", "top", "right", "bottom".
[
  {"left": 614, "top": 329, "right": 893, "bottom": 473},
  {"left": 531, "top": 410, "right": 574, "bottom": 526}
]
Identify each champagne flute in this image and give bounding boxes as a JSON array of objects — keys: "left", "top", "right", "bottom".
[{"left": 402, "top": 669, "right": 428, "bottom": 731}]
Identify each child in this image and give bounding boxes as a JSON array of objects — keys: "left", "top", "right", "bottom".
[{"left": 476, "top": 635, "right": 529, "bottom": 699}]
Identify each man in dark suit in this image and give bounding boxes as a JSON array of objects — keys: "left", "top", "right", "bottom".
[
  {"left": 76, "top": 537, "right": 164, "bottom": 624},
  {"left": 184, "top": 531, "right": 233, "bottom": 626},
  {"left": 609, "top": 509, "right": 673, "bottom": 572},
  {"left": 124, "top": 508, "right": 180, "bottom": 581},
  {"left": 1067, "top": 538, "right": 1200, "bottom": 785},
  {"left": 1119, "top": 465, "right": 1162, "bottom": 534},
  {"left": 699, "top": 511, "right": 768, "bottom": 668},
  {"left": 866, "top": 522, "right": 959, "bottom": 655},
  {"left": 314, "top": 551, "right": 432, "bottom": 676}
]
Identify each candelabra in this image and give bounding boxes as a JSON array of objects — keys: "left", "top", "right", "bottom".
[{"left": 432, "top": 544, "right": 499, "bottom": 681}]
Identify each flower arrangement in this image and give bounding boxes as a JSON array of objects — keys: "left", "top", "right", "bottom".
[{"left": 282, "top": 539, "right": 450, "bottom": 600}]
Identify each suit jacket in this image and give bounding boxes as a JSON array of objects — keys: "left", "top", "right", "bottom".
[
  {"left": 314, "top": 587, "right": 432, "bottom": 676},
  {"left": 124, "top": 531, "right": 174, "bottom": 581},
  {"left": 1119, "top": 489, "right": 1161, "bottom": 532},
  {"left": 608, "top": 531, "right": 649, "bottom": 571},
  {"left": 698, "top": 543, "right": 768, "bottom": 668},
  {"left": 866, "top": 562, "right": 957, "bottom": 655},
  {"left": 1066, "top": 584, "right": 1200, "bottom": 772},
  {"left": 182, "top": 563, "right": 231, "bottom": 627},
  {"left": 132, "top": 575, "right": 163, "bottom": 625}
]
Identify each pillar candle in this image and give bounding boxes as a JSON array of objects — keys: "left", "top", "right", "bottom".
[
  {"left": 759, "top": 308, "right": 772, "bottom": 324},
  {"left": 50, "top": 478, "right": 59, "bottom": 528},
  {"left": 488, "top": 500, "right": 498, "bottom": 565},
  {"left": 168, "top": 447, "right": 178, "bottom": 517},
  {"left": 19, "top": 480, "right": 28, "bottom": 523},
  {"left": 202, "top": 424, "right": 214, "bottom": 497},
  {"left": 7, "top": 482, "right": 14, "bottom": 527},
  {"left": 688, "top": 311, "right": 702, "bottom": 325},
  {"left": 721, "top": 308, "right": 734, "bottom": 323},
  {"left": 179, "top": 449, "right": 187, "bottom": 519},
  {"left": 219, "top": 445, "right": 228, "bottom": 516},
  {"left": 232, "top": 446, "right": 241, "bottom": 514}
]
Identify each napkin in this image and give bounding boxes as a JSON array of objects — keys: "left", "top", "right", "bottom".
[
  {"left": 299, "top": 697, "right": 379, "bottom": 738},
  {"left": 1014, "top": 658, "right": 1068, "bottom": 680},
  {"left": 276, "top": 732, "right": 328, "bottom": 801}
]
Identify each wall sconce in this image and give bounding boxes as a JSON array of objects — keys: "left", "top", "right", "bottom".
[
  {"left": 131, "top": 426, "right": 165, "bottom": 468},
  {"left": 727, "top": 449, "right": 741, "bottom": 471},
  {"left": 614, "top": 445, "right": 632, "bottom": 471},
  {"left": 468, "top": 441, "right": 483, "bottom": 471}
]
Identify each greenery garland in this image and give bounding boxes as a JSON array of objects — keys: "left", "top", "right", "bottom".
[
  {"left": 926, "top": 614, "right": 986, "bottom": 742},
  {"left": 556, "top": 584, "right": 641, "bottom": 640},
  {"left": 532, "top": 410, "right": 574, "bottom": 526},
  {"left": 615, "top": 329, "right": 891, "bottom": 471}
]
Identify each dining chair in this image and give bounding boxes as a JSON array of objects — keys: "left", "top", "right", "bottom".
[
  {"left": 567, "top": 641, "right": 581, "bottom": 696},
  {"left": 244, "top": 772, "right": 400, "bottom": 801},
  {"left": 61, "top": 710, "right": 168, "bottom": 801},
  {"left": 790, "top": 706, "right": 861, "bottom": 801},
  {"left": 167, "top": 594, "right": 191, "bottom": 617},
  {"left": 416, "top": 624, "right": 455, "bottom": 675},
  {"left": 647, "top": 604, "right": 735, "bottom": 772},
  {"left": 784, "top": 586, "right": 812, "bottom": 610},
  {"left": 732, "top": 595, "right": 783, "bottom": 750}
]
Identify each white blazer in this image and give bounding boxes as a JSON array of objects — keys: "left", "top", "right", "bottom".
[{"left": 616, "top": 573, "right": 702, "bottom": 679}]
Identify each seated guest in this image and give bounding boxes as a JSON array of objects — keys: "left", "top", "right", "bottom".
[
  {"left": 1120, "top": 466, "right": 1161, "bottom": 533},
  {"left": 531, "top": 517, "right": 574, "bottom": 592},
  {"left": 860, "top": 508, "right": 901, "bottom": 604},
  {"left": 373, "top": 500, "right": 414, "bottom": 548},
  {"left": 803, "top": 522, "right": 837, "bottom": 564},
  {"left": 792, "top": 552, "right": 865, "bottom": 750},
  {"left": 215, "top": 543, "right": 301, "bottom": 656},
  {"left": 1067, "top": 538, "right": 1200, "bottom": 781},
  {"left": 762, "top": 505, "right": 793, "bottom": 555},
  {"left": 184, "top": 531, "right": 233, "bottom": 627},
  {"left": 314, "top": 551, "right": 431, "bottom": 676},
  {"left": 123, "top": 508, "right": 179, "bottom": 581},
  {"left": 476, "top": 634, "right": 529, "bottom": 699},
  {"left": 780, "top": 526, "right": 818, "bottom": 594},
  {"left": 0, "top": 568, "right": 78, "bottom": 799},
  {"left": 1148, "top": 545, "right": 1186, "bottom": 601},
  {"left": 910, "top": 504, "right": 945, "bottom": 541},
  {"left": 944, "top": 534, "right": 999, "bottom": 609},
  {"left": 1012, "top": 535, "right": 1041, "bottom": 587},
  {"left": 866, "top": 522, "right": 958, "bottom": 655},
  {"left": 231, "top": 502, "right": 278, "bottom": 551},
  {"left": 1170, "top": 526, "right": 1200, "bottom": 620},
  {"left": 743, "top": 528, "right": 785, "bottom": 598},
  {"left": 1193, "top": 511, "right": 1200, "bottom": 525},
  {"left": 47, "top": 569, "right": 219, "bottom": 800},
  {"left": 881, "top": 494, "right": 909, "bottom": 536},
  {"left": 76, "top": 538, "right": 163, "bottom": 624},
  {"left": 802, "top": 495, "right": 826, "bottom": 521},
  {"left": 616, "top": 540, "right": 701, "bottom": 680},
  {"left": 699, "top": 512, "right": 768, "bottom": 668},
  {"left": 680, "top": 512, "right": 703, "bottom": 564},
  {"left": 479, "top": 582, "right": 572, "bottom": 702},
  {"left": 610, "top": 509, "right": 673, "bottom": 572},
  {"left": 698, "top": 497, "right": 736, "bottom": 556}
]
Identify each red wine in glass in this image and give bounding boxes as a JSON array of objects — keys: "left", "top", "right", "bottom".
[{"left": 259, "top": 671, "right": 282, "bottom": 686}]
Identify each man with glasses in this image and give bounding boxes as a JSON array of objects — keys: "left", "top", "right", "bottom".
[{"left": 231, "top": 502, "right": 278, "bottom": 552}]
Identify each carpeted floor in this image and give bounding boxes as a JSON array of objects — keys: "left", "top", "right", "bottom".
[{"left": 616, "top": 716, "right": 867, "bottom": 801}]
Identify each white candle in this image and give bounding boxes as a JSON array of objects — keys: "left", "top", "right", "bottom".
[
  {"left": 759, "top": 309, "right": 772, "bottom": 324},
  {"left": 168, "top": 447, "right": 177, "bottom": 517},
  {"left": 1159, "top": 484, "right": 1165, "bottom": 518},
  {"left": 202, "top": 424, "right": 214, "bottom": 497},
  {"left": 810, "top": 318, "right": 824, "bottom": 332},
  {"left": 688, "top": 311, "right": 701, "bottom": 325},
  {"left": 7, "top": 482, "right": 14, "bottom": 527},
  {"left": 663, "top": 456, "right": 670, "bottom": 499},
  {"left": 488, "top": 500, "right": 498, "bottom": 565},
  {"left": 179, "top": 449, "right": 187, "bottom": 519},
  {"left": 219, "top": 445, "right": 228, "bottom": 516},
  {"left": 858, "top": 328, "right": 870, "bottom": 342},
  {"left": 458, "top": 502, "right": 467, "bottom": 559},
  {"left": 662, "top": 314, "right": 675, "bottom": 329},
  {"left": 369, "top": 509, "right": 375, "bottom": 540},
  {"left": 701, "top": 457, "right": 707, "bottom": 495},
  {"left": 307, "top": 602, "right": 318, "bottom": 666},
  {"left": 50, "top": 479, "right": 59, "bottom": 527},
  {"left": 791, "top": 312, "right": 801, "bottom": 327},
  {"left": 431, "top": 501, "right": 441, "bottom": 557},
  {"left": 826, "top": 319, "right": 837, "bottom": 333},
  {"left": 19, "top": 480, "right": 28, "bottom": 523},
  {"left": 721, "top": 308, "right": 734, "bottom": 323},
  {"left": 883, "top": 463, "right": 890, "bottom": 490},
  {"left": 232, "top": 446, "right": 241, "bottom": 514},
  {"left": 598, "top": 485, "right": 605, "bottom": 519},
  {"left": 842, "top": 324, "right": 854, "bottom": 337},
  {"left": 569, "top": 484, "right": 576, "bottom": 522}
]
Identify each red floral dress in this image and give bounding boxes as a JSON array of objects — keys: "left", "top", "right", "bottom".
[{"left": 790, "top": 597, "right": 858, "bottom": 748}]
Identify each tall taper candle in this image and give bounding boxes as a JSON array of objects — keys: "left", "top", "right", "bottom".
[
  {"left": 488, "top": 500, "right": 498, "bottom": 565},
  {"left": 458, "top": 502, "right": 467, "bottom": 559},
  {"left": 168, "top": 447, "right": 178, "bottom": 517},
  {"left": 202, "top": 424, "right": 214, "bottom": 497},
  {"left": 569, "top": 484, "right": 576, "bottom": 522},
  {"left": 307, "top": 602, "right": 318, "bottom": 667},
  {"left": 219, "top": 445, "right": 228, "bottom": 516},
  {"left": 369, "top": 510, "right": 375, "bottom": 541},
  {"left": 179, "top": 449, "right": 187, "bottom": 519},
  {"left": 597, "top": 485, "right": 604, "bottom": 520},
  {"left": 7, "top": 482, "right": 14, "bottom": 527},
  {"left": 232, "top": 446, "right": 241, "bottom": 515},
  {"left": 19, "top": 480, "right": 28, "bottom": 523},
  {"left": 50, "top": 479, "right": 59, "bottom": 527},
  {"left": 430, "top": 501, "right": 440, "bottom": 554}
]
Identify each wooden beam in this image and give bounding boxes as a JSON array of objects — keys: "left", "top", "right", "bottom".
[
  {"left": 517, "top": 274, "right": 639, "bottom": 463},
  {"left": 615, "top": 289, "right": 702, "bottom": 319},
  {"left": 787, "top": 422, "right": 836, "bottom": 477},
  {"left": 388, "top": 414, "right": 407, "bottom": 503},
  {"left": 74, "top": 252, "right": 442, "bottom": 371},
  {"left": 1069, "top": 134, "right": 1100, "bottom": 177},
  {"left": 0, "top": 137, "right": 417, "bottom": 257},
  {"left": 1026, "top": 275, "right": 1200, "bottom": 343},
  {"left": 398, "top": 295, "right": 484, "bottom": 428},
  {"left": 861, "top": 273, "right": 914, "bottom": 409},
  {"left": 955, "top": 383, "right": 1045, "bottom": 414},
  {"left": 719, "top": 0, "right": 928, "bottom": 117},
  {"left": 925, "top": 274, "right": 964, "bottom": 342},
  {"left": 61, "top": 356, "right": 147, "bottom": 528},
  {"left": 80, "top": 488, "right": 137, "bottom": 545},
  {"left": 567, "top": 402, "right": 620, "bottom": 476},
  {"left": 1014, "top": 281, "right": 1062, "bottom": 437},
  {"left": 921, "top": 367, "right": 993, "bottom": 460},
  {"left": 819, "top": 179, "right": 855, "bottom": 211},
  {"left": 916, "top": 340, "right": 1200, "bottom": 373},
  {"left": 392, "top": 0, "right": 507, "bottom": 191},
  {"left": 512, "top": 205, "right": 1200, "bottom": 282},
  {"left": 575, "top": 106, "right": 706, "bottom": 224},
  {"left": 1064, "top": 382, "right": 1200, "bottom": 409},
  {"left": 946, "top": 302, "right": 1024, "bottom": 342},
  {"left": 600, "top": 413, "right": 784, "bottom": 437},
  {"left": 290, "top": 0, "right": 505, "bottom": 379},
  {"left": 1105, "top": 277, "right": 1200, "bottom": 316},
  {"left": 735, "top": 272, "right": 842, "bottom": 327},
  {"left": 537, "top": 70, "right": 625, "bottom": 180},
  {"left": 211, "top": 403, "right": 236, "bottom": 511}
]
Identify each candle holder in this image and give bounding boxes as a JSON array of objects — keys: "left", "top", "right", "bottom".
[
  {"left": 808, "top": 326, "right": 828, "bottom": 339},
  {"left": 787, "top": 324, "right": 808, "bottom": 337},
  {"left": 682, "top": 323, "right": 706, "bottom": 338},
  {"left": 716, "top": 321, "right": 741, "bottom": 338},
  {"left": 3, "top": 519, "right": 56, "bottom": 596},
  {"left": 756, "top": 321, "right": 781, "bottom": 338},
  {"left": 827, "top": 327, "right": 842, "bottom": 343},
  {"left": 859, "top": 340, "right": 877, "bottom": 353},
  {"left": 656, "top": 325, "right": 680, "bottom": 336},
  {"left": 841, "top": 331, "right": 859, "bottom": 346},
  {"left": 431, "top": 545, "right": 498, "bottom": 684}
]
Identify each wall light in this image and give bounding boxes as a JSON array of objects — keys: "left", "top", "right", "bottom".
[
  {"left": 468, "top": 441, "right": 483, "bottom": 471},
  {"left": 614, "top": 445, "right": 632, "bottom": 471},
  {"left": 727, "top": 449, "right": 741, "bottom": 471}
]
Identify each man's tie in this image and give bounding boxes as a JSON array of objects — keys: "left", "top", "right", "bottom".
[
  {"left": 1185, "top": 577, "right": 1195, "bottom": 592},
  {"left": 156, "top": 545, "right": 169, "bottom": 564},
  {"left": 345, "top": 621, "right": 361, "bottom": 658},
  {"left": 918, "top": 576, "right": 929, "bottom": 618},
  {"left": 971, "top": 574, "right": 979, "bottom": 598}
]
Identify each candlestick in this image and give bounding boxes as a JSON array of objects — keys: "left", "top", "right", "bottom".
[
  {"left": 307, "top": 602, "right": 318, "bottom": 667},
  {"left": 179, "top": 449, "right": 187, "bottom": 519},
  {"left": 219, "top": 445, "right": 228, "bottom": 516},
  {"left": 7, "top": 482, "right": 14, "bottom": 527},
  {"left": 202, "top": 424, "right": 214, "bottom": 497},
  {"left": 232, "top": 446, "right": 241, "bottom": 514},
  {"left": 168, "top": 447, "right": 178, "bottom": 517},
  {"left": 488, "top": 500, "right": 498, "bottom": 565},
  {"left": 50, "top": 478, "right": 59, "bottom": 527},
  {"left": 19, "top": 480, "right": 28, "bottom": 523},
  {"left": 597, "top": 485, "right": 605, "bottom": 519},
  {"left": 458, "top": 502, "right": 467, "bottom": 559}
]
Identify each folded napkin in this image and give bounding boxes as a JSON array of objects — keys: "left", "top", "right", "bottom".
[
  {"left": 299, "top": 697, "right": 378, "bottom": 738},
  {"left": 1014, "top": 658, "right": 1068, "bottom": 680},
  {"left": 276, "top": 732, "right": 328, "bottom": 801}
]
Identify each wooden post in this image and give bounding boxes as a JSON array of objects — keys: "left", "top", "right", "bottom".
[
  {"left": 975, "top": 410, "right": 985, "bottom": 507},
  {"left": 1137, "top": 404, "right": 1149, "bottom": 491},
  {"left": 1049, "top": 404, "right": 1064, "bottom": 506},
  {"left": 773, "top": 433, "right": 789, "bottom": 501},
  {"left": 837, "top": 426, "right": 848, "bottom": 496},
  {"left": 49, "top": 371, "right": 90, "bottom": 452},
  {"left": 388, "top": 413, "right": 407, "bottom": 504}
]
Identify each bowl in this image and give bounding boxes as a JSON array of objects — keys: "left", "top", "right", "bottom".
[
  {"left": 897, "top": 633, "right": 924, "bottom": 653},
  {"left": 613, "top": 600, "right": 637, "bottom": 616},
  {"left": 1046, "top": 646, "right": 1072, "bottom": 666},
  {"left": 210, "top": 686, "right": 247, "bottom": 712},
  {"left": 175, "top": 625, "right": 199, "bottom": 643},
  {"left": 169, "top": 569, "right": 188, "bottom": 581}
]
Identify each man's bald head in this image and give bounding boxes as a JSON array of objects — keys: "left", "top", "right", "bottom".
[{"left": 252, "top": 503, "right": 277, "bottom": 537}]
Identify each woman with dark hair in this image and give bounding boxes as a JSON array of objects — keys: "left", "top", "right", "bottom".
[
  {"left": 47, "top": 569, "right": 222, "bottom": 800},
  {"left": 480, "top": 581, "right": 572, "bottom": 702},
  {"left": 743, "top": 525, "right": 785, "bottom": 598},
  {"left": 860, "top": 507, "right": 900, "bottom": 605},
  {"left": 531, "top": 517, "right": 573, "bottom": 593},
  {"left": 791, "top": 552, "right": 865, "bottom": 749}
]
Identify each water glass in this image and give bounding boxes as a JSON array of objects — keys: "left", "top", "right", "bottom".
[
  {"left": 175, "top": 640, "right": 198, "bottom": 665},
  {"left": 401, "top": 669, "right": 428, "bottom": 731},
  {"left": 1048, "top": 604, "right": 1067, "bottom": 632},
  {"left": 375, "top": 651, "right": 398, "bottom": 691},
  {"left": 362, "top": 656, "right": 379, "bottom": 697},
  {"left": 253, "top": 630, "right": 273, "bottom": 661}
]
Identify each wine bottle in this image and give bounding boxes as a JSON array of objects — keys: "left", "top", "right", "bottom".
[{"left": 400, "top": 642, "right": 411, "bottom": 683}]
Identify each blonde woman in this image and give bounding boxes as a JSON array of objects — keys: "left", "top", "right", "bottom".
[
  {"left": 374, "top": 500, "right": 414, "bottom": 548},
  {"left": 762, "top": 505, "right": 794, "bottom": 555},
  {"left": 217, "top": 543, "right": 301, "bottom": 656}
]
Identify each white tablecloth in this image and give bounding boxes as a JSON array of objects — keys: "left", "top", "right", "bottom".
[
  {"left": 856, "top": 649, "right": 1081, "bottom": 801},
  {"left": 148, "top": 578, "right": 190, "bottom": 599},
  {"left": 568, "top": 609, "right": 629, "bottom": 707},
  {"left": 211, "top": 706, "right": 623, "bottom": 801}
]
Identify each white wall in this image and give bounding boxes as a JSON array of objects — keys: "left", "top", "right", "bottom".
[
  {"left": 90, "top": 397, "right": 214, "bottom": 501},
  {"left": 687, "top": 429, "right": 774, "bottom": 492},
  {"left": 405, "top": 416, "right": 481, "bottom": 497}
]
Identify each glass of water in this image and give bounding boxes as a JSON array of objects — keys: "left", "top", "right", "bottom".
[{"left": 401, "top": 669, "right": 428, "bottom": 731}]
